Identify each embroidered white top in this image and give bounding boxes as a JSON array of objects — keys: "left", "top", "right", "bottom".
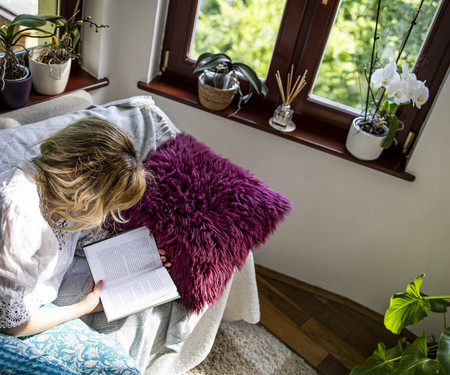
[{"left": 0, "top": 168, "right": 81, "bottom": 329}]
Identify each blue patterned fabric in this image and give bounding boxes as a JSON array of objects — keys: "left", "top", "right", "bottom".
[
  {"left": 0, "top": 306, "right": 140, "bottom": 374},
  {"left": 23, "top": 312, "right": 140, "bottom": 374},
  {"left": 0, "top": 332, "right": 78, "bottom": 374}
]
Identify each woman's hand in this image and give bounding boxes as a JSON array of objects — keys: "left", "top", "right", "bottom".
[
  {"left": 1, "top": 280, "right": 105, "bottom": 337},
  {"left": 81, "top": 280, "right": 104, "bottom": 314},
  {"left": 158, "top": 249, "right": 172, "bottom": 270}
]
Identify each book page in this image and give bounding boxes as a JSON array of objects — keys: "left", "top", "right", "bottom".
[
  {"left": 83, "top": 226, "right": 180, "bottom": 322},
  {"left": 84, "top": 226, "right": 162, "bottom": 284},
  {"left": 100, "top": 267, "right": 180, "bottom": 322}
]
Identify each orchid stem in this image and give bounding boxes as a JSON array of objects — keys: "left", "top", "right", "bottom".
[{"left": 364, "top": 0, "right": 382, "bottom": 121}]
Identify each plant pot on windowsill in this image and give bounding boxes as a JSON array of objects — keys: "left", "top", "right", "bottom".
[
  {"left": 197, "top": 71, "right": 239, "bottom": 111},
  {"left": 345, "top": 116, "right": 389, "bottom": 161},
  {"left": 0, "top": 65, "right": 33, "bottom": 109},
  {"left": 29, "top": 46, "right": 72, "bottom": 95}
]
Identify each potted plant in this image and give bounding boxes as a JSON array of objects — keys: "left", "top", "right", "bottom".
[
  {"left": 28, "top": 9, "right": 108, "bottom": 96},
  {"left": 0, "top": 14, "right": 48, "bottom": 109},
  {"left": 345, "top": 0, "right": 429, "bottom": 161},
  {"left": 351, "top": 274, "right": 449, "bottom": 374},
  {"left": 193, "top": 52, "right": 268, "bottom": 113}
]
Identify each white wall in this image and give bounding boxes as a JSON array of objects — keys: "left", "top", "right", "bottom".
[{"left": 82, "top": 0, "right": 450, "bottom": 337}]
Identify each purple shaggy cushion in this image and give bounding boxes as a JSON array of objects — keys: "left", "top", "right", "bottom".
[{"left": 115, "top": 133, "right": 293, "bottom": 313}]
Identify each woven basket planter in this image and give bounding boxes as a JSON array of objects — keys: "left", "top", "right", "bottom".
[{"left": 198, "top": 73, "right": 238, "bottom": 111}]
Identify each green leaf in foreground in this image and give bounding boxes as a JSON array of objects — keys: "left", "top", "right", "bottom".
[
  {"left": 438, "top": 327, "right": 450, "bottom": 374},
  {"left": 350, "top": 342, "right": 399, "bottom": 374},
  {"left": 384, "top": 274, "right": 431, "bottom": 334},
  {"left": 396, "top": 333, "right": 443, "bottom": 374}
]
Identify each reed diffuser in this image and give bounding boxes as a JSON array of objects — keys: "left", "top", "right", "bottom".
[{"left": 269, "top": 66, "right": 307, "bottom": 132}]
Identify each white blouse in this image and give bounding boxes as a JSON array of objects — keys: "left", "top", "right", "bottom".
[{"left": 0, "top": 168, "right": 81, "bottom": 329}]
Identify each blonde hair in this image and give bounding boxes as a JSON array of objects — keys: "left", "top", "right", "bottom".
[{"left": 27, "top": 117, "right": 148, "bottom": 232}]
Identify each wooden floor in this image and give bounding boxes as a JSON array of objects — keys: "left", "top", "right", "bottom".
[{"left": 255, "top": 265, "right": 416, "bottom": 374}]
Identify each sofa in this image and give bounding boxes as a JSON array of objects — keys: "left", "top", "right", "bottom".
[{"left": 0, "top": 92, "right": 261, "bottom": 374}]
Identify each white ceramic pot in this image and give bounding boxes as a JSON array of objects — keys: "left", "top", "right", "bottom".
[
  {"left": 345, "top": 116, "right": 388, "bottom": 161},
  {"left": 29, "top": 47, "right": 72, "bottom": 95}
]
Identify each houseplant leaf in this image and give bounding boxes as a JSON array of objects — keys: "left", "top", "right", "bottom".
[
  {"left": 10, "top": 14, "right": 46, "bottom": 28},
  {"left": 395, "top": 333, "right": 444, "bottom": 374},
  {"left": 350, "top": 342, "right": 398, "bottom": 374},
  {"left": 421, "top": 293, "right": 450, "bottom": 313},
  {"left": 233, "top": 62, "right": 267, "bottom": 96},
  {"left": 382, "top": 114, "right": 398, "bottom": 149},
  {"left": 384, "top": 274, "right": 431, "bottom": 334},
  {"left": 193, "top": 53, "right": 232, "bottom": 72},
  {"left": 437, "top": 328, "right": 450, "bottom": 374},
  {"left": 42, "top": 15, "right": 68, "bottom": 26}
]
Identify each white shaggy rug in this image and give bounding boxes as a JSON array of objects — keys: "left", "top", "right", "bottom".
[{"left": 184, "top": 320, "right": 318, "bottom": 375}]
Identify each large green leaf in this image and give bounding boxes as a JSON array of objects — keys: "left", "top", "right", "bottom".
[
  {"left": 193, "top": 53, "right": 232, "bottom": 72},
  {"left": 384, "top": 274, "right": 431, "bottom": 334},
  {"left": 233, "top": 62, "right": 268, "bottom": 96},
  {"left": 350, "top": 343, "right": 399, "bottom": 375},
  {"left": 396, "top": 333, "right": 444, "bottom": 374},
  {"left": 438, "top": 328, "right": 450, "bottom": 374},
  {"left": 10, "top": 14, "right": 46, "bottom": 28}
]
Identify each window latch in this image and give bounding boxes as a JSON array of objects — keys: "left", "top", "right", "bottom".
[{"left": 162, "top": 50, "right": 170, "bottom": 72}]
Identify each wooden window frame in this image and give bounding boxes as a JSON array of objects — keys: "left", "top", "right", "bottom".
[{"left": 139, "top": 0, "right": 450, "bottom": 181}]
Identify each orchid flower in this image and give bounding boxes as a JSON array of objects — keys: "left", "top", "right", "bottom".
[
  {"left": 386, "top": 80, "right": 409, "bottom": 105},
  {"left": 371, "top": 62, "right": 400, "bottom": 89},
  {"left": 411, "top": 80, "right": 429, "bottom": 108}
]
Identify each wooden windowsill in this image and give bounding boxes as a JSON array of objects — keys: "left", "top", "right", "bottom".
[
  {"left": 0, "top": 67, "right": 109, "bottom": 115},
  {"left": 139, "top": 75, "right": 415, "bottom": 182}
]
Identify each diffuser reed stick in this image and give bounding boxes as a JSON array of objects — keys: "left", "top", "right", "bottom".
[{"left": 275, "top": 66, "right": 308, "bottom": 106}]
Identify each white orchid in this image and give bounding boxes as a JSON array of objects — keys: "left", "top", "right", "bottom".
[
  {"left": 371, "top": 62, "right": 400, "bottom": 88},
  {"left": 386, "top": 80, "right": 409, "bottom": 104},
  {"left": 411, "top": 80, "right": 429, "bottom": 108},
  {"left": 366, "top": 58, "right": 429, "bottom": 149},
  {"left": 371, "top": 59, "right": 428, "bottom": 108}
]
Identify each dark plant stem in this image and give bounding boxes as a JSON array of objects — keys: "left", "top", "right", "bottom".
[{"left": 364, "top": 0, "right": 382, "bottom": 122}]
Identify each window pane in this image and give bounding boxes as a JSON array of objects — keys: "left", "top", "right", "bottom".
[
  {"left": 0, "top": 0, "right": 58, "bottom": 49},
  {"left": 311, "top": 0, "right": 441, "bottom": 111},
  {"left": 189, "top": 0, "right": 286, "bottom": 79},
  {"left": 0, "top": 0, "right": 57, "bottom": 16}
]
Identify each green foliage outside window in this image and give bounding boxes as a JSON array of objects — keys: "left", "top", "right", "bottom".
[
  {"left": 191, "top": 0, "right": 285, "bottom": 80},
  {"left": 313, "top": 0, "right": 439, "bottom": 111},
  {"left": 191, "top": 0, "right": 439, "bottom": 111}
]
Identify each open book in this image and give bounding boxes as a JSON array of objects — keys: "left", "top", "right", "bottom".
[{"left": 83, "top": 226, "right": 180, "bottom": 322}]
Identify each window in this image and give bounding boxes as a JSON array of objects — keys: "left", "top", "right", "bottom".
[
  {"left": 189, "top": 0, "right": 286, "bottom": 79},
  {"left": 0, "top": 0, "right": 79, "bottom": 49},
  {"left": 143, "top": 0, "right": 449, "bottom": 179}
]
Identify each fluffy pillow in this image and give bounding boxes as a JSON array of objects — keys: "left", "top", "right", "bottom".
[{"left": 115, "top": 133, "right": 293, "bottom": 312}]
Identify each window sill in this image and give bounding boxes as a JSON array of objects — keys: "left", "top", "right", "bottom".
[
  {"left": 138, "top": 75, "right": 415, "bottom": 182},
  {"left": 0, "top": 67, "right": 109, "bottom": 115}
]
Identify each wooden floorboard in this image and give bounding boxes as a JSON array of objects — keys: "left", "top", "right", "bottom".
[{"left": 255, "top": 265, "right": 415, "bottom": 374}]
